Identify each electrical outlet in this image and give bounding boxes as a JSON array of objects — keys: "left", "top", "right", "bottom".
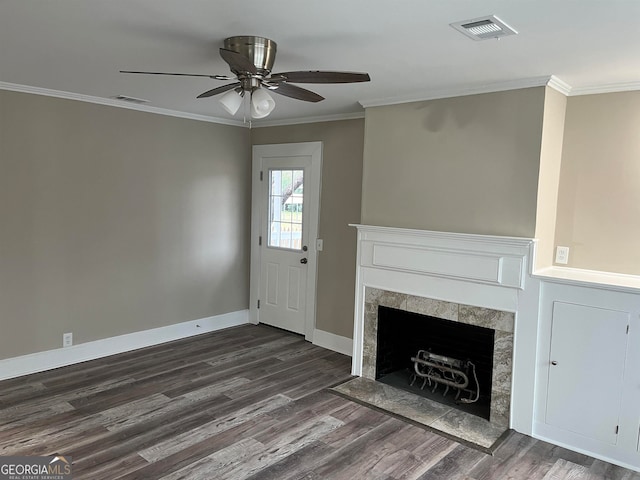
[
  {"left": 555, "top": 246, "right": 570, "bottom": 265},
  {"left": 63, "top": 332, "right": 73, "bottom": 347}
]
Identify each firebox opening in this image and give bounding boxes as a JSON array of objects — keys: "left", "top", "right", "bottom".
[{"left": 376, "top": 306, "right": 495, "bottom": 420}]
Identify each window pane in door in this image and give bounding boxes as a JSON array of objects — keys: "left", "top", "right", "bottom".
[{"left": 268, "top": 169, "right": 303, "bottom": 250}]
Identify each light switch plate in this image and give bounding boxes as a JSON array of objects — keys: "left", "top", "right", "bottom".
[{"left": 316, "top": 239, "right": 323, "bottom": 251}]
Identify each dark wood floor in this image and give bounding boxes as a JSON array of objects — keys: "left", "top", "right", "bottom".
[{"left": 1, "top": 324, "right": 638, "bottom": 479}]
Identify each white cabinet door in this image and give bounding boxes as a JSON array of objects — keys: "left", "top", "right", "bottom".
[{"left": 545, "top": 301, "right": 629, "bottom": 445}]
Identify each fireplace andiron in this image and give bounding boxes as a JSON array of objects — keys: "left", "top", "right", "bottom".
[{"left": 409, "top": 350, "right": 480, "bottom": 404}]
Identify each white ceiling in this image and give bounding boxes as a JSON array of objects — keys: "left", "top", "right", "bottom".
[{"left": 2, "top": 1, "right": 639, "bottom": 126}]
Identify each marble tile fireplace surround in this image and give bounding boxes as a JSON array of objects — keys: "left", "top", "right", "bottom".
[
  {"left": 338, "top": 225, "right": 539, "bottom": 449},
  {"left": 362, "top": 287, "right": 514, "bottom": 425}
]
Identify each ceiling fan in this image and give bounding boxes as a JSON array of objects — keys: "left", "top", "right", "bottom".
[{"left": 121, "top": 35, "right": 371, "bottom": 119}]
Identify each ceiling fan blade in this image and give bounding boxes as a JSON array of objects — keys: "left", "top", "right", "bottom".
[
  {"left": 219, "top": 48, "right": 258, "bottom": 75},
  {"left": 120, "top": 70, "right": 232, "bottom": 80},
  {"left": 269, "top": 71, "right": 370, "bottom": 84},
  {"left": 197, "top": 82, "right": 241, "bottom": 99},
  {"left": 268, "top": 83, "right": 324, "bottom": 103}
]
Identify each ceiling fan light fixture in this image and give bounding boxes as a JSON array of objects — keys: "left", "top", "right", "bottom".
[
  {"left": 219, "top": 89, "right": 244, "bottom": 115},
  {"left": 250, "top": 88, "right": 275, "bottom": 118}
]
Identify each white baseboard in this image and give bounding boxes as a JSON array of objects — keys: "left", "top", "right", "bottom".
[
  {"left": 533, "top": 428, "right": 640, "bottom": 473},
  {"left": 312, "top": 329, "right": 353, "bottom": 357},
  {"left": 0, "top": 310, "right": 249, "bottom": 381}
]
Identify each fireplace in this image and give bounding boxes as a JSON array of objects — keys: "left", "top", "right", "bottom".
[
  {"left": 376, "top": 306, "right": 495, "bottom": 420},
  {"left": 341, "top": 224, "right": 539, "bottom": 449},
  {"left": 362, "top": 287, "right": 513, "bottom": 429}
]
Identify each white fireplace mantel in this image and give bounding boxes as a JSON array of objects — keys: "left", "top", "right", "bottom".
[{"left": 350, "top": 224, "right": 541, "bottom": 435}]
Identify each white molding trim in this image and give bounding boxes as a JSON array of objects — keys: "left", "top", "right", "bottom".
[
  {"left": 358, "top": 76, "right": 640, "bottom": 109},
  {"left": 5, "top": 78, "right": 640, "bottom": 127},
  {"left": 533, "top": 430, "right": 640, "bottom": 474},
  {"left": 546, "top": 75, "right": 572, "bottom": 96},
  {"left": 312, "top": 329, "right": 353, "bottom": 357},
  {"left": 7, "top": 77, "right": 640, "bottom": 128},
  {"left": 534, "top": 266, "right": 640, "bottom": 293},
  {"left": 350, "top": 224, "right": 534, "bottom": 247},
  {"left": 0, "top": 80, "right": 365, "bottom": 128},
  {"left": 359, "top": 75, "right": 563, "bottom": 108},
  {"left": 0, "top": 81, "right": 245, "bottom": 127},
  {"left": 252, "top": 111, "right": 365, "bottom": 128},
  {"left": 350, "top": 224, "right": 533, "bottom": 290},
  {"left": 0, "top": 310, "right": 249, "bottom": 381},
  {"left": 569, "top": 81, "right": 640, "bottom": 97}
]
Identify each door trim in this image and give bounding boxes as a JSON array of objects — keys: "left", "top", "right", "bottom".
[{"left": 250, "top": 142, "right": 323, "bottom": 341}]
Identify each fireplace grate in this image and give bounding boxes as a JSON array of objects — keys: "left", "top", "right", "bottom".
[
  {"left": 410, "top": 350, "right": 480, "bottom": 404},
  {"left": 375, "top": 305, "right": 494, "bottom": 419}
]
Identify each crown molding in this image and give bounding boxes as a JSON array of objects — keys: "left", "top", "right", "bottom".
[
  {"left": 251, "top": 111, "right": 365, "bottom": 128},
  {"left": 5, "top": 77, "right": 640, "bottom": 128},
  {"left": 0, "top": 81, "right": 245, "bottom": 127},
  {"left": 568, "top": 81, "right": 640, "bottom": 97},
  {"left": 358, "top": 76, "right": 561, "bottom": 108},
  {"left": 546, "top": 75, "right": 572, "bottom": 96},
  {"left": 358, "top": 74, "right": 640, "bottom": 108}
]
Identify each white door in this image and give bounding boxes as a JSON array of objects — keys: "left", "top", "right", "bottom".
[
  {"left": 545, "top": 301, "right": 629, "bottom": 445},
  {"left": 250, "top": 142, "right": 322, "bottom": 339}
]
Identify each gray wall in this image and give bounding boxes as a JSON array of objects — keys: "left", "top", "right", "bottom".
[
  {"left": 554, "top": 91, "right": 640, "bottom": 274},
  {"left": 251, "top": 119, "right": 364, "bottom": 339},
  {"left": 0, "top": 90, "right": 251, "bottom": 359},
  {"left": 9, "top": 82, "right": 636, "bottom": 359},
  {"left": 361, "top": 87, "right": 546, "bottom": 237}
]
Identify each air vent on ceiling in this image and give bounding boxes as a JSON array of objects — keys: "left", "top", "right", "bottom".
[
  {"left": 111, "top": 95, "right": 149, "bottom": 104},
  {"left": 450, "top": 15, "right": 517, "bottom": 41}
]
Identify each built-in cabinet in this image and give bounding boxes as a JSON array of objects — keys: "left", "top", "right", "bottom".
[
  {"left": 534, "top": 274, "right": 640, "bottom": 471},
  {"left": 546, "top": 302, "right": 629, "bottom": 445}
]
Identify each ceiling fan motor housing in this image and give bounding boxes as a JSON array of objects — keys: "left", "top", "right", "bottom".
[{"left": 224, "top": 36, "right": 277, "bottom": 76}]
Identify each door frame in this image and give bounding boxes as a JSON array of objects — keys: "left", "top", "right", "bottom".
[{"left": 249, "top": 142, "right": 323, "bottom": 341}]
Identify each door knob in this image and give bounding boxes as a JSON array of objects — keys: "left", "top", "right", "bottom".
[
  {"left": 551, "top": 361, "right": 558, "bottom": 366},
  {"left": 300, "top": 258, "right": 308, "bottom": 264}
]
